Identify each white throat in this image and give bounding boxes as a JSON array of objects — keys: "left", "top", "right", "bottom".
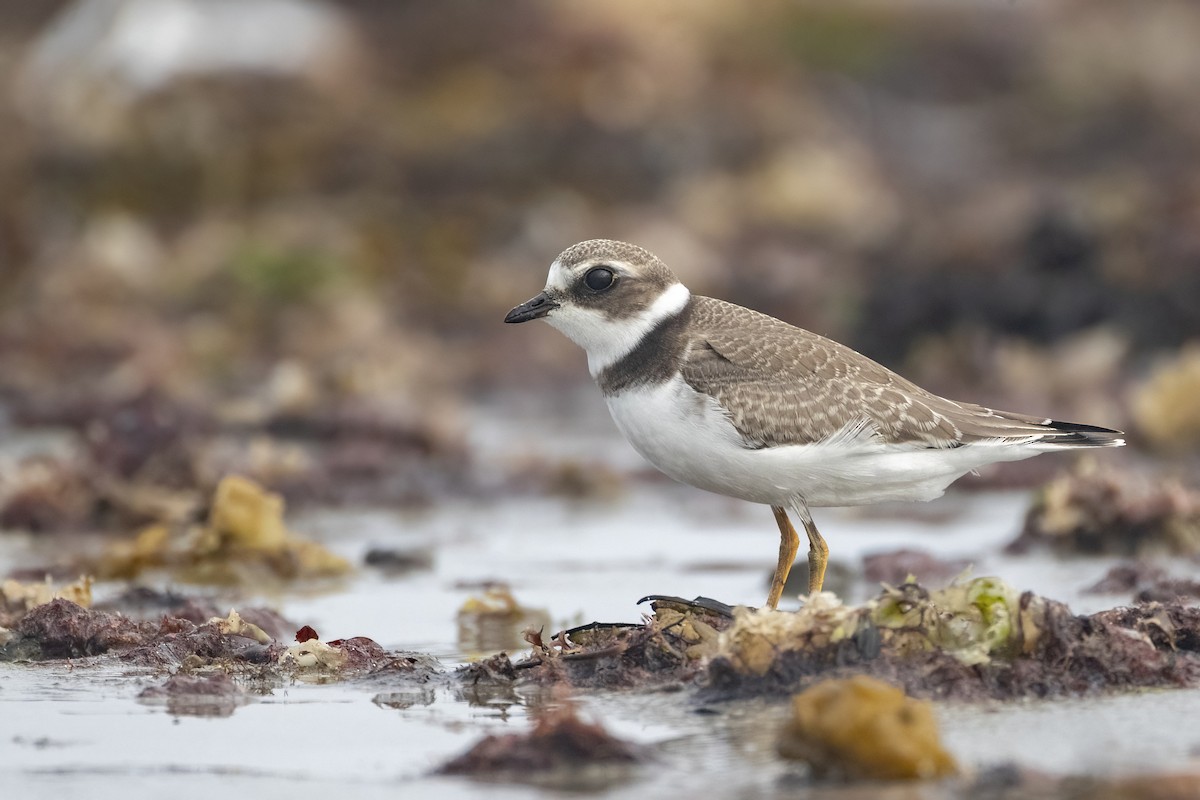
[{"left": 547, "top": 282, "right": 691, "bottom": 377}]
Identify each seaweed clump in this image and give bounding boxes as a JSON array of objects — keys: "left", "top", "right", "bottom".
[
  {"left": 1, "top": 598, "right": 154, "bottom": 661},
  {"left": 1009, "top": 464, "right": 1200, "bottom": 556},
  {"left": 280, "top": 624, "right": 436, "bottom": 682},
  {"left": 1085, "top": 563, "right": 1200, "bottom": 604},
  {"left": 777, "top": 675, "right": 958, "bottom": 781},
  {"left": 1, "top": 596, "right": 442, "bottom": 695},
  {"left": 0, "top": 600, "right": 286, "bottom": 666},
  {"left": 513, "top": 596, "right": 736, "bottom": 690},
  {"left": 437, "top": 698, "right": 642, "bottom": 789},
  {"left": 0, "top": 597, "right": 280, "bottom": 666},
  {"left": 98, "top": 474, "right": 352, "bottom": 585},
  {"left": 137, "top": 672, "right": 248, "bottom": 718},
  {"left": 501, "top": 580, "right": 1200, "bottom": 702},
  {"left": 706, "top": 579, "right": 1200, "bottom": 701},
  {"left": 1, "top": 575, "right": 93, "bottom": 628}
]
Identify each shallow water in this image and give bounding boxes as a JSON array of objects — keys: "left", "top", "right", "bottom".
[
  {"left": 5, "top": 484, "right": 1200, "bottom": 797},
  {"left": 3, "top": 399, "right": 1200, "bottom": 795}
]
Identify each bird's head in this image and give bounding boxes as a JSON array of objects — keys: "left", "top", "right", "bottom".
[{"left": 504, "top": 239, "right": 690, "bottom": 375}]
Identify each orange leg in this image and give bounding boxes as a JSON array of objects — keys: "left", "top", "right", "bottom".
[
  {"left": 766, "top": 506, "right": 800, "bottom": 609},
  {"left": 799, "top": 508, "right": 829, "bottom": 596},
  {"left": 765, "top": 505, "right": 829, "bottom": 608}
]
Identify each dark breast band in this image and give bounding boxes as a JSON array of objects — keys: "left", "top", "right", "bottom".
[{"left": 597, "top": 298, "right": 695, "bottom": 396}]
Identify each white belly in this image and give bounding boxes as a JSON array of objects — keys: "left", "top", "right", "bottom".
[{"left": 605, "top": 376, "right": 1039, "bottom": 508}]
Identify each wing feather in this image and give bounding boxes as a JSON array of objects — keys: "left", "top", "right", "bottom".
[{"left": 679, "top": 297, "right": 1118, "bottom": 449}]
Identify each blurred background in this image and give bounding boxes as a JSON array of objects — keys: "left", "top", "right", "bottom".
[{"left": 1, "top": 0, "right": 1199, "bottom": 534}]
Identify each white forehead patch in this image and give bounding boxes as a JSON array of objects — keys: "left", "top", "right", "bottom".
[
  {"left": 545, "top": 258, "right": 571, "bottom": 293},
  {"left": 546, "top": 281, "right": 690, "bottom": 377}
]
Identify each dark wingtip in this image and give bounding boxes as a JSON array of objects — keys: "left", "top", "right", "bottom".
[{"left": 1043, "top": 419, "right": 1126, "bottom": 447}]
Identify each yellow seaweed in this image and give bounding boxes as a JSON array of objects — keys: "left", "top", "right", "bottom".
[{"left": 778, "top": 675, "right": 958, "bottom": 780}]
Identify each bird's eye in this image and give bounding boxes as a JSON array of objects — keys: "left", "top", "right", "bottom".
[{"left": 584, "top": 267, "right": 615, "bottom": 292}]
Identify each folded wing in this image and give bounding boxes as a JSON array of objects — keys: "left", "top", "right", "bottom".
[{"left": 680, "top": 297, "right": 1123, "bottom": 450}]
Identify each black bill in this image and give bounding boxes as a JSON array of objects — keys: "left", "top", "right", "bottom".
[{"left": 504, "top": 291, "right": 559, "bottom": 323}]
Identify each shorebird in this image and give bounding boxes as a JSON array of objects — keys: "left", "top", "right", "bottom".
[{"left": 505, "top": 240, "right": 1124, "bottom": 608}]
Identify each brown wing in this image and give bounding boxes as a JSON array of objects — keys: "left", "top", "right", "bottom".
[{"left": 680, "top": 297, "right": 1083, "bottom": 449}]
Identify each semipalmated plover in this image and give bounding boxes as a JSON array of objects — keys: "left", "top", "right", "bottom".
[{"left": 505, "top": 239, "right": 1124, "bottom": 608}]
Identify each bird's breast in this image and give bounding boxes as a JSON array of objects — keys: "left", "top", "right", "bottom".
[{"left": 603, "top": 375, "right": 786, "bottom": 503}]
